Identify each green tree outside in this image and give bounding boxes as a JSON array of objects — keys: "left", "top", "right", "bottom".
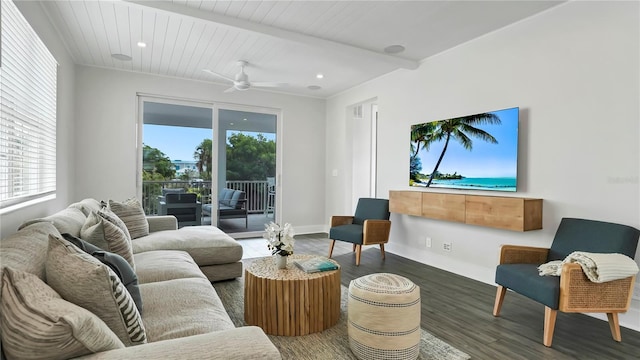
[
  {"left": 194, "top": 139, "right": 213, "bottom": 180},
  {"left": 226, "top": 133, "right": 276, "bottom": 180},
  {"left": 143, "top": 144, "right": 176, "bottom": 180}
]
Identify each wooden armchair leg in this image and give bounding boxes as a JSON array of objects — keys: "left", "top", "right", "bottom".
[
  {"left": 355, "top": 245, "right": 362, "bottom": 266},
  {"left": 493, "top": 285, "right": 506, "bottom": 316},
  {"left": 607, "top": 313, "right": 622, "bottom": 342},
  {"left": 379, "top": 244, "right": 386, "bottom": 260},
  {"left": 543, "top": 307, "right": 557, "bottom": 347},
  {"left": 352, "top": 244, "right": 356, "bottom": 252},
  {"left": 328, "top": 240, "right": 336, "bottom": 258}
]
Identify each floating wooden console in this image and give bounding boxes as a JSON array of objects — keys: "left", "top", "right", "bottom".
[{"left": 389, "top": 190, "right": 542, "bottom": 231}]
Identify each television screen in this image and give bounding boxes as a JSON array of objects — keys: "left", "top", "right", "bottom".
[{"left": 410, "top": 107, "right": 519, "bottom": 192}]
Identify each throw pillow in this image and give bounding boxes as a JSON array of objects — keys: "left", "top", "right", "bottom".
[
  {"left": 108, "top": 198, "right": 149, "bottom": 239},
  {"left": 99, "top": 207, "right": 132, "bottom": 243},
  {"left": 81, "top": 211, "right": 136, "bottom": 270},
  {"left": 0, "top": 267, "right": 124, "bottom": 360},
  {"left": 62, "top": 233, "right": 143, "bottom": 314},
  {"left": 46, "top": 235, "right": 147, "bottom": 346}
]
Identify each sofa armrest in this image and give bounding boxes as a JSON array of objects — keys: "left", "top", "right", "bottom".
[
  {"left": 73, "top": 327, "right": 281, "bottom": 360},
  {"left": 146, "top": 215, "right": 178, "bottom": 233}
]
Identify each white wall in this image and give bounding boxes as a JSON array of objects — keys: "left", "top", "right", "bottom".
[
  {"left": 326, "top": 1, "right": 640, "bottom": 331},
  {"left": 1, "top": 1, "right": 76, "bottom": 237},
  {"left": 74, "top": 67, "right": 326, "bottom": 233}
]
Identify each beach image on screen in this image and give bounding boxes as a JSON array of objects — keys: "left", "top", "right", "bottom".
[{"left": 410, "top": 107, "right": 519, "bottom": 192}]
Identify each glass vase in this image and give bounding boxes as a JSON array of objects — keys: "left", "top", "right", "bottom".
[{"left": 275, "top": 254, "right": 287, "bottom": 269}]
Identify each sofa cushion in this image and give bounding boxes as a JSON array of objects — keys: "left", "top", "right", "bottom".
[
  {"left": 228, "top": 190, "right": 244, "bottom": 209},
  {"left": 81, "top": 211, "right": 136, "bottom": 270},
  {"left": 131, "top": 226, "right": 242, "bottom": 266},
  {"left": 134, "top": 250, "right": 206, "bottom": 284},
  {"left": 139, "top": 277, "right": 235, "bottom": 342},
  {"left": 0, "top": 268, "right": 125, "bottom": 360},
  {"left": 46, "top": 235, "right": 148, "bottom": 347},
  {"left": 109, "top": 198, "right": 150, "bottom": 239},
  {"left": 18, "top": 207, "right": 86, "bottom": 237},
  {"left": 63, "top": 233, "right": 143, "bottom": 314},
  {"left": 219, "top": 188, "right": 234, "bottom": 205}
]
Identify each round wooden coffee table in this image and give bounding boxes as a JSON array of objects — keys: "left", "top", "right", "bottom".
[{"left": 244, "top": 254, "right": 341, "bottom": 336}]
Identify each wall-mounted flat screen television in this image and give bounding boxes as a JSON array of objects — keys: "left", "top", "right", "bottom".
[{"left": 410, "top": 107, "right": 519, "bottom": 192}]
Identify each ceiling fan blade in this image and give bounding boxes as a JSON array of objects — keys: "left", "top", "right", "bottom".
[
  {"left": 223, "top": 86, "right": 236, "bottom": 93},
  {"left": 251, "top": 82, "right": 288, "bottom": 88},
  {"left": 202, "top": 69, "right": 235, "bottom": 83}
]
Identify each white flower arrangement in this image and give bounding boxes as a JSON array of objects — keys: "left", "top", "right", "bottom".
[{"left": 264, "top": 222, "right": 295, "bottom": 256}]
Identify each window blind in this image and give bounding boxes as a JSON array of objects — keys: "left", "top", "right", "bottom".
[{"left": 0, "top": 0, "right": 58, "bottom": 210}]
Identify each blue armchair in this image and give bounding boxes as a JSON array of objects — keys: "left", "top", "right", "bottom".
[
  {"left": 328, "top": 198, "right": 391, "bottom": 266},
  {"left": 493, "top": 218, "right": 639, "bottom": 347}
]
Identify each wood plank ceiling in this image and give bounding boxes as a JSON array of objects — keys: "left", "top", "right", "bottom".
[{"left": 40, "top": 0, "right": 564, "bottom": 98}]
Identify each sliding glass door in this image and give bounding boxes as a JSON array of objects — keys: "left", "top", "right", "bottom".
[
  {"left": 137, "top": 96, "right": 281, "bottom": 237},
  {"left": 138, "top": 97, "right": 213, "bottom": 227},
  {"left": 215, "top": 106, "right": 278, "bottom": 238}
]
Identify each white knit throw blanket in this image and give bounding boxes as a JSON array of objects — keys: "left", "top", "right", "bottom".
[{"left": 538, "top": 251, "right": 639, "bottom": 283}]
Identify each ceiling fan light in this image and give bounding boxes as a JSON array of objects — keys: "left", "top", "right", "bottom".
[{"left": 235, "top": 82, "right": 250, "bottom": 91}]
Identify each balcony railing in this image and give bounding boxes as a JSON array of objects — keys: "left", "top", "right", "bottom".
[{"left": 142, "top": 180, "right": 272, "bottom": 216}]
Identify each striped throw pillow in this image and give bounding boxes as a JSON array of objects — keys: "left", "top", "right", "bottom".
[
  {"left": 46, "top": 235, "right": 148, "bottom": 346},
  {"left": 108, "top": 198, "right": 149, "bottom": 239},
  {"left": 99, "top": 207, "right": 132, "bottom": 243},
  {"left": 0, "top": 268, "right": 124, "bottom": 359},
  {"left": 81, "top": 211, "right": 135, "bottom": 270}
]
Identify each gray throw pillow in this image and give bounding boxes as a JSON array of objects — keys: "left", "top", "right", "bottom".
[{"left": 62, "top": 233, "right": 143, "bottom": 314}]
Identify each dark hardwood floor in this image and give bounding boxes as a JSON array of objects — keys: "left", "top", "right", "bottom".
[{"left": 276, "top": 233, "right": 640, "bottom": 360}]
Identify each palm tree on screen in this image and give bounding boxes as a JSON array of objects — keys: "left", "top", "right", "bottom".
[
  {"left": 410, "top": 122, "right": 436, "bottom": 161},
  {"left": 424, "top": 113, "right": 501, "bottom": 187}
]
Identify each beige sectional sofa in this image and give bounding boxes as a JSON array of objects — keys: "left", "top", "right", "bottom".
[{"left": 0, "top": 198, "right": 280, "bottom": 359}]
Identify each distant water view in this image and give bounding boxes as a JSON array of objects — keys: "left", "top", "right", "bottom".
[{"left": 414, "top": 177, "right": 516, "bottom": 192}]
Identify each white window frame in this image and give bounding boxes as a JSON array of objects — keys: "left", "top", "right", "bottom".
[{"left": 0, "top": 0, "right": 58, "bottom": 213}]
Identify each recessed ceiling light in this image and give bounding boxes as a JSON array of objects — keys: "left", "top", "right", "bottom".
[
  {"left": 137, "top": 41, "right": 147, "bottom": 48},
  {"left": 307, "top": 85, "right": 322, "bottom": 90},
  {"left": 111, "top": 53, "right": 132, "bottom": 61},
  {"left": 316, "top": 73, "right": 324, "bottom": 79},
  {"left": 383, "top": 44, "right": 405, "bottom": 54},
  {"left": 230, "top": 122, "right": 234, "bottom": 126},
  {"left": 243, "top": 118, "right": 247, "bottom": 121}
]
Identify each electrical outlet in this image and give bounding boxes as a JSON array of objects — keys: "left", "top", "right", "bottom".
[
  {"left": 443, "top": 242, "right": 452, "bottom": 252},
  {"left": 425, "top": 237, "right": 432, "bottom": 248}
]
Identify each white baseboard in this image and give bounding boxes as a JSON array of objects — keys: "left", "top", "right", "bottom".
[{"left": 295, "top": 224, "right": 327, "bottom": 235}]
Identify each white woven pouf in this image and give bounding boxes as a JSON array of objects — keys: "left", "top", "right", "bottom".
[{"left": 348, "top": 273, "right": 421, "bottom": 360}]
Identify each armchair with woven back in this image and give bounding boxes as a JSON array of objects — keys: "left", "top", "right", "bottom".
[
  {"left": 493, "top": 217, "right": 639, "bottom": 347},
  {"left": 328, "top": 198, "right": 391, "bottom": 266}
]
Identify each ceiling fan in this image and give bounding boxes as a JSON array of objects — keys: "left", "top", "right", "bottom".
[{"left": 203, "top": 60, "right": 287, "bottom": 93}]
